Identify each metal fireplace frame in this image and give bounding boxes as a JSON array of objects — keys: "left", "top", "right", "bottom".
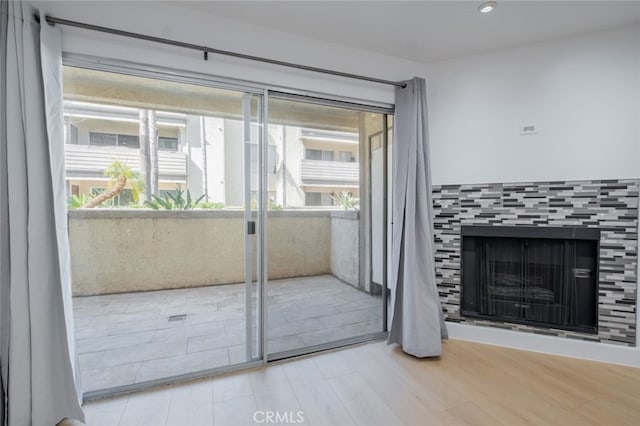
[{"left": 460, "top": 225, "right": 601, "bottom": 334}]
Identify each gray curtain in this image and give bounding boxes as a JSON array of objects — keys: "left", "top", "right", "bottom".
[
  {"left": 388, "top": 77, "right": 447, "bottom": 357},
  {"left": 0, "top": 0, "right": 8, "bottom": 422},
  {"left": 0, "top": 2, "right": 84, "bottom": 425},
  {"left": 39, "top": 6, "right": 84, "bottom": 403}
]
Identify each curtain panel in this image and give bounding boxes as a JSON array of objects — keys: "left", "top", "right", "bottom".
[
  {"left": 388, "top": 77, "right": 447, "bottom": 358},
  {"left": 0, "top": 0, "right": 8, "bottom": 420},
  {"left": 0, "top": 1, "right": 83, "bottom": 424}
]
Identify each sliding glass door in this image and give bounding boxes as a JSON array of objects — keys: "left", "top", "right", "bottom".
[
  {"left": 264, "top": 95, "right": 390, "bottom": 359},
  {"left": 64, "top": 61, "right": 391, "bottom": 397},
  {"left": 64, "top": 66, "right": 264, "bottom": 395}
]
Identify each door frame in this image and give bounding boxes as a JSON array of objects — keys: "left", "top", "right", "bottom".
[
  {"left": 263, "top": 91, "right": 392, "bottom": 362},
  {"left": 63, "top": 55, "right": 394, "bottom": 401}
]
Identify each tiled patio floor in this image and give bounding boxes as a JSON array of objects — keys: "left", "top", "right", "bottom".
[{"left": 74, "top": 274, "right": 383, "bottom": 392}]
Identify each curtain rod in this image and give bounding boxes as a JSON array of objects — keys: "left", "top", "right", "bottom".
[{"left": 36, "top": 14, "right": 407, "bottom": 89}]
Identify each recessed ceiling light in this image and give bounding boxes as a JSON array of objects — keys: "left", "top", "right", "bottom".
[{"left": 478, "top": 1, "right": 497, "bottom": 14}]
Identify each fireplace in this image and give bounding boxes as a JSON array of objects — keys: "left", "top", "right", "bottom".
[{"left": 461, "top": 226, "right": 600, "bottom": 334}]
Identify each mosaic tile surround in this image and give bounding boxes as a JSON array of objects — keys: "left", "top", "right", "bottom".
[{"left": 433, "top": 179, "right": 639, "bottom": 346}]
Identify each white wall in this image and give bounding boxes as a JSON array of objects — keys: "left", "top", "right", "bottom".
[
  {"left": 30, "top": 1, "right": 426, "bottom": 105},
  {"left": 423, "top": 24, "right": 640, "bottom": 360},
  {"left": 204, "top": 117, "right": 226, "bottom": 204},
  {"left": 185, "top": 116, "right": 204, "bottom": 197},
  {"left": 426, "top": 24, "right": 640, "bottom": 186},
  {"left": 223, "top": 119, "right": 244, "bottom": 207},
  {"left": 283, "top": 127, "right": 305, "bottom": 207}
]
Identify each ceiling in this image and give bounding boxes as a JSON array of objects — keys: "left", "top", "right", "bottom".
[{"left": 175, "top": 1, "right": 640, "bottom": 63}]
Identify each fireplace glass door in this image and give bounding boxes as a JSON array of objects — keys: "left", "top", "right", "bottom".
[{"left": 461, "top": 228, "right": 598, "bottom": 333}]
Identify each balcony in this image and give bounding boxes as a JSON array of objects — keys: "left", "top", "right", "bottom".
[
  {"left": 68, "top": 209, "right": 379, "bottom": 392},
  {"left": 299, "top": 159, "right": 359, "bottom": 187},
  {"left": 64, "top": 144, "right": 187, "bottom": 182}
]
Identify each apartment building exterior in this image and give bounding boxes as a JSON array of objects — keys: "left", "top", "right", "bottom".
[{"left": 64, "top": 101, "right": 360, "bottom": 208}]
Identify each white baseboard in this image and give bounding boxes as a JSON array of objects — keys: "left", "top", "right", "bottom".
[{"left": 446, "top": 322, "right": 640, "bottom": 368}]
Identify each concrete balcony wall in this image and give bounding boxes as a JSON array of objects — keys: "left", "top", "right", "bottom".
[
  {"left": 69, "top": 209, "right": 359, "bottom": 296},
  {"left": 330, "top": 211, "right": 360, "bottom": 288}
]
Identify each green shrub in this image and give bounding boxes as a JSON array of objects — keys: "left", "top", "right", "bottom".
[
  {"left": 197, "top": 201, "right": 225, "bottom": 209},
  {"left": 67, "top": 194, "right": 93, "bottom": 210},
  {"left": 144, "top": 188, "right": 205, "bottom": 210},
  {"left": 268, "top": 199, "right": 283, "bottom": 211},
  {"left": 332, "top": 191, "right": 359, "bottom": 211}
]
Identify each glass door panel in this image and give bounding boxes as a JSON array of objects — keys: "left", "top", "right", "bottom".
[
  {"left": 63, "top": 66, "right": 263, "bottom": 395},
  {"left": 372, "top": 115, "right": 394, "bottom": 330},
  {"left": 264, "top": 96, "right": 387, "bottom": 358},
  {"left": 243, "top": 93, "right": 264, "bottom": 363}
]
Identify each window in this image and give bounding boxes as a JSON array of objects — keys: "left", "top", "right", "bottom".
[
  {"left": 158, "top": 137, "right": 179, "bottom": 151},
  {"left": 305, "top": 192, "right": 333, "bottom": 206},
  {"left": 305, "top": 192, "right": 321, "bottom": 206},
  {"left": 339, "top": 150, "right": 354, "bottom": 162},
  {"left": 118, "top": 134, "right": 140, "bottom": 149},
  {"left": 90, "top": 187, "right": 135, "bottom": 206},
  {"left": 305, "top": 149, "right": 334, "bottom": 161},
  {"left": 65, "top": 122, "right": 78, "bottom": 145},
  {"left": 89, "top": 132, "right": 117, "bottom": 147},
  {"left": 89, "top": 132, "right": 140, "bottom": 148}
]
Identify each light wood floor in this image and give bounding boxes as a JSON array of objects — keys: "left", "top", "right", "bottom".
[{"left": 76, "top": 339, "right": 640, "bottom": 425}]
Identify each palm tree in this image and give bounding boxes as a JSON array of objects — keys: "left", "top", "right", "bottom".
[
  {"left": 82, "top": 160, "right": 143, "bottom": 208},
  {"left": 139, "top": 109, "right": 159, "bottom": 202}
]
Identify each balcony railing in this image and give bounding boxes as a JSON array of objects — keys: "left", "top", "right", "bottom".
[
  {"left": 68, "top": 209, "right": 359, "bottom": 296},
  {"left": 64, "top": 144, "right": 187, "bottom": 181},
  {"left": 299, "top": 159, "right": 359, "bottom": 186}
]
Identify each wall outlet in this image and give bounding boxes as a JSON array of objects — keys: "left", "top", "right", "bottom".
[{"left": 520, "top": 124, "right": 538, "bottom": 135}]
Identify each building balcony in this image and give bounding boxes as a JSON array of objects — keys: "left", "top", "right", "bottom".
[
  {"left": 64, "top": 144, "right": 187, "bottom": 183},
  {"left": 68, "top": 209, "right": 373, "bottom": 392},
  {"left": 299, "top": 159, "right": 359, "bottom": 187}
]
